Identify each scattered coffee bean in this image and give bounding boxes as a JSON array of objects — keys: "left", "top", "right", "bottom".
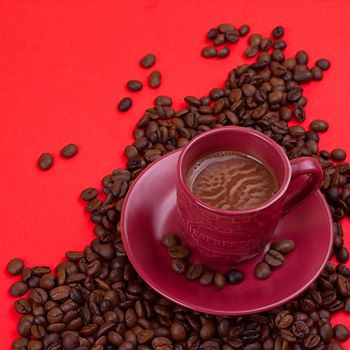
[
  {"left": 264, "top": 249, "right": 285, "bottom": 267},
  {"left": 10, "top": 282, "right": 29, "bottom": 297},
  {"left": 270, "top": 239, "right": 296, "bottom": 254},
  {"left": 239, "top": 24, "right": 250, "bottom": 36},
  {"left": 217, "top": 46, "right": 230, "bottom": 58},
  {"left": 168, "top": 245, "right": 189, "bottom": 259},
  {"left": 244, "top": 45, "right": 259, "bottom": 58},
  {"left": 118, "top": 97, "right": 132, "bottom": 112},
  {"left": 7, "top": 258, "right": 24, "bottom": 276},
  {"left": 61, "top": 143, "right": 78, "bottom": 158},
  {"left": 202, "top": 46, "right": 217, "bottom": 58},
  {"left": 186, "top": 264, "right": 204, "bottom": 280},
  {"left": 255, "top": 261, "right": 272, "bottom": 280},
  {"left": 331, "top": 149, "right": 347, "bottom": 162},
  {"left": 207, "top": 28, "right": 218, "bottom": 40},
  {"left": 225, "top": 269, "right": 244, "bottom": 285},
  {"left": 334, "top": 324, "right": 350, "bottom": 341},
  {"left": 214, "top": 271, "right": 226, "bottom": 289},
  {"left": 316, "top": 58, "right": 331, "bottom": 71},
  {"left": 149, "top": 70, "right": 161, "bottom": 88},
  {"left": 172, "top": 259, "right": 187, "bottom": 274},
  {"left": 162, "top": 234, "right": 180, "bottom": 248},
  {"left": 310, "top": 119, "right": 329, "bottom": 132},
  {"left": 199, "top": 270, "right": 215, "bottom": 286},
  {"left": 272, "top": 26, "right": 284, "bottom": 38},
  {"left": 140, "top": 53, "right": 156, "bottom": 68},
  {"left": 336, "top": 247, "right": 349, "bottom": 263},
  {"left": 127, "top": 80, "right": 143, "bottom": 91},
  {"left": 80, "top": 187, "right": 98, "bottom": 201},
  {"left": 38, "top": 153, "right": 53, "bottom": 170}
]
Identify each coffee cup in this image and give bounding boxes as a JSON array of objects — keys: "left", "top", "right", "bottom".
[{"left": 176, "top": 126, "right": 323, "bottom": 264}]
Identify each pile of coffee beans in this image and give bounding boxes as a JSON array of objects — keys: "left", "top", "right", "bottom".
[
  {"left": 38, "top": 143, "right": 79, "bottom": 171},
  {"left": 162, "top": 234, "right": 244, "bottom": 288},
  {"left": 9, "top": 25, "right": 350, "bottom": 350},
  {"left": 202, "top": 23, "right": 250, "bottom": 59},
  {"left": 255, "top": 240, "right": 295, "bottom": 280}
]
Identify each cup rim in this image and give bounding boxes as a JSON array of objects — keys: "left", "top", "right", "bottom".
[{"left": 177, "top": 126, "right": 291, "bottom": 215}]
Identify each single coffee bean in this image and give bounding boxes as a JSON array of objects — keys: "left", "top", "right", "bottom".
[
  {"left": 127, "top": 80, "right": 143, "bottom": 92},
  {"left": 310, "top": 119, "right": 329, "bottom": 133},
  {"left": 275, "top": 310, "right": 294, "bottom": 329},
  {"left": 316, "top": 58, "right": 331, "bottom": 71},
  {"left": 273, "top": 39, "right": 287, "bottom": 50},
  {"left": 336, "top": 247, "right": 349, "bottom": 263},
  {"left": 140, "top": 54, "right": 156, "bottom": 68},
  {"left": 186, "top": 264, "right": 204, "bottom": 280},
  {"left": 336, "top": 264, "right": 350, "bottom": 277},
  {"left": 311, "top": 66, "right": 323, "bottom": 81},
  {"left": 170, "top": 321, "right": 187, "bottom": 341},
  {"left": 61, "top": 144, "right": 78, "bottom": 158},
  {"left": 214, "top": 271, "right": 226, "bottom": 289},
  {"left": 202, "top": 46, "right": 217, "bottom": 58},
  {"left": 168, "top": 245, "right": 189, "bottom": 259},
  {"left": 296, "top": 50, "right": 309, "bottom": 65},
  {"left": 239, "top": 24, "right": 250, "bottom": 37},
  {"left": 199, "top": 270, "right": 215, "bottom": 286},
  {"left": 10, "top": 282, "right": 29, "bottom": 297},
  {"left": 213, "top": 33, "right": 226, "bottom": 46},
  {"left": 162, "top": 234, "right": 180, "bottom": 248},
  {"left": 255, "top": 261, "right": 271, "bottom": 280},
  {"left": 172, "top": 259, "right": 187, "bottom": 274},
  {"left": 226, "top": 31, "right": 239, "bottom": 43},
  {"left": 38, "top": 153, "right": 54, "bottom": 170},
  {"left": 149, "top": 71, "right": 161, "bottom": 88},
  {"left": 14, "top": 298, "right": 32, "bottom": 314},
  {"left": 260, "top": 38, "right": 272, "bottom": 51},
  {"left": 217, "top": 46, "right": 230, "bottom": 58},
  {"left": 264, "top": 249, "right": 284, "bottom": 267},
  {"left": 244, "top": 45, "right": 259, "bottom": 58},
  {"left": 218, "top": 23, "right": 235, "bottom": 34},
  {"left": 337, "top": 275, "right": 350, "bottom": 296},
  {"left": 270, "top": 240, "right": 295, "bottom": 254},
  {"left": 7, "top": 258, "right": 24, "bottom": 275},
  {"left": 331, "top": 149, "right": 346, "bottom": 162},
  {"left": 272, "top": 26, "right": 284, "bottom": 38},
  {"left": 249, "top": 33, "right": 262, "bottom": 46},
  {"left": 80, "top": 187, "right": 98, "bottom": 201},
  {"left": 118, "top": 97, "right": 132, "bottom": 112},
  {"left": 207, "top": 28, "right": 218, "bottom": 40},
  {"left": 124, "top": 145, "right": 138, "bottom": 158},
  {"left": 333, "top": 324, "right": 350, "bottom": 341},
  {"left": 225, "top": 269, "right": 244, "bottom": 285}
]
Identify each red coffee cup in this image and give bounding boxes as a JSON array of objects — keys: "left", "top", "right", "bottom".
[{"left": 177, "top": 126, "right": 323, "bottom": 264}]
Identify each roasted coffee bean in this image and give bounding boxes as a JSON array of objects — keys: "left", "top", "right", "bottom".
[
  {"left": 172, "top": 259, "right": 187, "bottom": 274},
  {"left": 207, "top": 28, "right": 218, "bottom": 40},
  {"left": 244, "top": 45, "right": 259, "bottom": 58},
  {"left": 10, "top": 282, "right": 29, "bottom": 297},
  {"left": 168, "top": 244, "right": 189, "bottom": 259},
  {"left": 7, "top": 258, "right": 24, "bottom": 275},
  {"left": 186, "top": 264, "right": 204, "bottom": 280},
  {"left": 310, "top": 119, "right": 329, "bottom": 133},
  {"left": 118, "top": 97, "right": 132, "bottom": 112},
  {"left": 255, "top": 261, "right": 271, "bottom": 280},
  {"left": 320, "top": 323, "right": 333, "bottom": 342},
  {"left": 239, "top": 24, "right": 250, "bottom": 36},
  {"left": 149, "top": 71, "right": 161, "bottom": 88},
  {"left": 218, "top": 23, "right": 235, "bottom": 34},
  {"left": 273, "top": 39, "right": 287, "bottom": 50},
  {"left": 264, "top": 249, "right": 284, "bottom": 267},
  {"left": 152, "top": 337, "right": 173, "bottom": 350},
  {"left": 316, "top": 58, "right": 331, "bottom": 71},
  {"left": 249, "top": 33, "right": 262, "bottom": 46},
  {"left": 162, "top": 234, "right": 180, "bottom": 248},
  {"left": 61, "top": 144, "right": 78, "bottom": 158},
  {"left": 80, "top": 187, "right": 98, "bottom": 201},
  {"left": 225, "top": 269, "right": 244, "bottom": 284},
  {"left": 336, "top": 247, "right": 349, "bottom": 263},
  {"left": 127, "top": 80, "right": 143, "bottom": 92},
  {"left": 331, "top": 149, "right": 346, "bottom": 162},
  {"left": 14, "top": 298, "right": 32, "bottom": 314},
  {"left": 296, "top": 50, "right": 309, "bottom": 65},
  {"left": 226, "top": 31, "right": 240, "bottom": 43},
  {"left": 140, "top": 54, "right": 156, "bottom": 68},
  {"left": 272, "top": 26, "right": 284, "bottom": 38},
  {"left": 275, "top": 310, "right": 294, "bottom": 329},
  {"left": 38, "top": 153, "right": 53, "bottom": 170},
  {"left": 217, "top": 46, "right": 230, "bottom": 58},
  {"left": 334, "top": 324, "right": 350, "bottom": 341},
  {"left": 270, "top": 240, "right": 295, "bottom": 254},
  {"left": 202, "top": 46, "right": 217, "bottom": 58},
  {"left": 214, "top": 272, "right": 226, "bottom": 289},
  {"left": 312, "top": 66, "right": 323, "bottom": 81},
  {"left": 199, "top": 270, "right": 215, "bottom": 286},
  {"left": 213, "top": 33, "right": 226, "bottom": 46},
  {"left": 260, "top": 38, "right": 272, "bottom": 51}
]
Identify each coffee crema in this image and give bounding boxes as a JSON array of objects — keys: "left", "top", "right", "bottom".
[{"left": 187, "top": 150, "right": 278, "bottom": 211}]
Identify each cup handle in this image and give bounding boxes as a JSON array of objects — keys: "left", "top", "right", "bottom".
[{"left": 282, "top": 157, "right": 324, "bottom": 216}]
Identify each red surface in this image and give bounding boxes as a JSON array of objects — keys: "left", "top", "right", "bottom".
[
  {"left": 0, "top": 0, "right": 350, "bottom": 348},
  {"left": 121, "top": 149, "right": 333, "bottom": 315}
]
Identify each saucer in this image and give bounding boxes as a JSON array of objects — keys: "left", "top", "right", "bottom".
[{"left": 121, "top": 149, "right": 333, "bottom": 315}]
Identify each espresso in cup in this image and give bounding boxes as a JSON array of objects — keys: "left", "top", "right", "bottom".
[{"left": 187, "top": 150, "right": 278, "bottom": 211}]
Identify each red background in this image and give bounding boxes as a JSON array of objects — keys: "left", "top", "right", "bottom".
[{"left": 1, "top": 1, "right": 350, "bottom": 348}]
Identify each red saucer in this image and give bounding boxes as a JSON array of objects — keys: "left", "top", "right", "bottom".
[{"left": 121, "top": 149, "right": 333, "bottom": 315}]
